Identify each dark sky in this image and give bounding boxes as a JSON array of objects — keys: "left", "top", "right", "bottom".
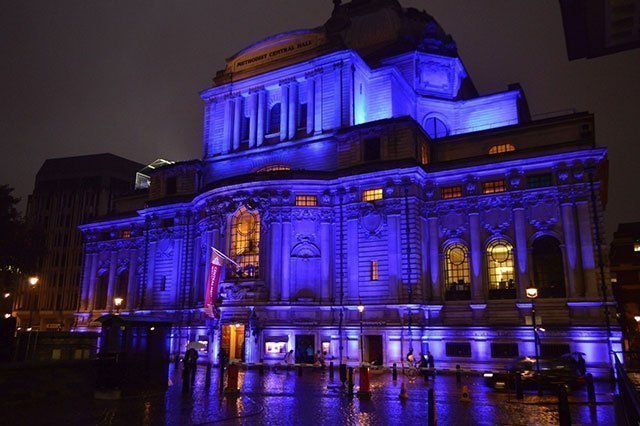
[{"left": 1, "top": 1, "right": 639, "bottom": 238}]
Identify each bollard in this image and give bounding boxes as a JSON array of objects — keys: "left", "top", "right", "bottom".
[
  {"left": 515, "top": 373, "right": 523, "bottom": 400},
  {"left": 392, "top": 363, "right": 398, "bottom": 381},
  {"left": 357, "top": 366, "right": 371, "bottom": 398},
  {"left": 298, "top": 364, "right": 303, "bottom": 377},
  {"left": 224, "top": 363, "right": 239, "bottom": 395},
  {"left": 558, "top": 385, "right": 571, "bottom": 426},
  {"left": 586, "top": 373, "right": 596, "bottom": 404},
  {"left": 205, "top": 363, "right": 212, "bottom": 389},
  {"left": 340, "top": 364, "right": 347, "bottom": 386},
  {"left": 399, "top": 382, "right": 409, "bottom": 400},
  {"left": 456, "top": 364, "right": 461, "bottom": 385},
  {"left": 259, "top": 359, "right": 264, "bottom": 376},
  {"left": 348, "top": 367, "right": 354, "bottom": 397},
  {"left": 182, "top": 365, "right": 190, "bottom": 394},
  {"left": 460, "top": 385, "right": 471, "bottom": 402},
  {"left": 427, "top": 388, "right": 436, "bottom": 426},
  {"left": 329, "top": 361, "right": 334, "bottom": 381},
  {"left": 423, "top": 367, "right": 429, "bottom": 383}
]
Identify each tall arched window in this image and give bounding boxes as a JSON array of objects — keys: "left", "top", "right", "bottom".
[
  {"left": 230, "top": 207, "right": 260, "bottom": 278},
  {"left": 423, "top": 116, "right": 448, "bottom": 139},
  {"left": 486, "top": 239, "right": 516, "bottom": 299},
  {"left": 94, "top": 272, "right": 109, "bottom": 310},
  {"left": 268, "top": 103, "right": 281, "bottom": 134},
  {"left": 444, "top": 243, "right": 471, "bottom": 300},
  {"left": 532, "top": 236, "right": 566, "bottom": 298},
  {"left": 116, "top": 269, "right": 129, "bottom": 300}
]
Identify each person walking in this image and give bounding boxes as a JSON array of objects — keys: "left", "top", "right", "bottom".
[
  {"left": 427, "top": 350, "right": 435, "bottom": 370},
  {"left": 184, "top": 348, "right": 199, "bottom": 387}
]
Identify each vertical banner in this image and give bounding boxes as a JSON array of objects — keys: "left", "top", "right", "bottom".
[{"left": 204, "top": 249, "right": 223, "bottom": 318}]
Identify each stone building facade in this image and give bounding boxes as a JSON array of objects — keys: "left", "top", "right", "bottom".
[{"left": 75, "top": 0, "right": 620, "bottom": 369}]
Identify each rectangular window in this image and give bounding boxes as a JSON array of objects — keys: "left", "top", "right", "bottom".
[
  {"left": 445, "top": 342, "right": 472, "bottom": 358},
  {"left": 482, "top": 179, "right": 507, "bottom": 194},
  {"left": 540, "top": 343, "right": 570, "bottom": 359},
  {"left": 634, "top": 241, "right": 640, "bottom": 252},
  {"left": 362, "top": 188, "right": 383, "bottom": 202},
  {"left": 120, "top": 230, "right": 131, "bottom": 239},
  {"left": 166, "top": 177, "right": 177, "bottom": 195},
  {"left": 490, "top": 343, "right": 519, "bottom": 358},
  {"left": 296, "top": 195, "right": 317, "bottom": 206},
  {"left": 526, "top": 173, "right": 553, "bottom": 189},
  {"left": 363, "top": 138, "right": 381, "bottom": 161},
  {"left": 265, "top": 341, "right": 287, "bottom": 355},
  {"left": 421, "top": 143, "right": 429, "bottom": 164},
  {"left": 371, "top": 260, "right": 379, "bottom": 281},
  {"left": 441, "top": 186, "right": 462, "bottom": 199}
]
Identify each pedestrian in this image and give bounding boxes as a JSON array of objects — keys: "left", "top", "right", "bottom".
[
  {"left": 427, "top": 350, "right": 435, "bottom": 370},
  {"left": 184, "top": 347, "right": 199, "bottom": 386},
  {"left": 306, "top": 345, "right": 314, "bottom": 364},
  {"left": 284, "top": 349, "right": 294, "bottom": 366},
  {"left": 320, "top": 351, "right": 326, "bottom": 368},
  {"left": 406, "top": 348, "right": 415, "bottom": 366},
  {"left": 577, "top": 353, "right": 586, "bottom": 376}
]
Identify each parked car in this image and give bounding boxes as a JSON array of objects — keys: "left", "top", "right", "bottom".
[{"left": 483, "top": 356, "right": 586, "bottom": 391}]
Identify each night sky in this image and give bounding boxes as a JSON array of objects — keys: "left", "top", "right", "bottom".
[{"left": 1, "top": 1, "right": 639, "bottom": 238}]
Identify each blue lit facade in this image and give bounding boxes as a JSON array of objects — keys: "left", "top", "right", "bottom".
[{"left": 76, "top": 0, "right": 620, "bottom": 370}]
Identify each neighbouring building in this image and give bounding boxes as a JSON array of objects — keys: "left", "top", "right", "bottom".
[
  {"left": 75, "top": 0, "right": 620, "bottom": 370},
  {"left": 13, "top": 153, "right": 143, "bottom": 331},
  {"left": 610, "top": 222, "right": 640, "bottom": 351}
]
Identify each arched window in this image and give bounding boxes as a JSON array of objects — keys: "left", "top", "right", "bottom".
[
  {"left": 230, "top": 207, "right": 260, "bottom": 278},
  {"left": 424, "top": 116, "right": 448, "bottom": 139},
  {"left": 116, "top": 269, "right": 129, "bottom": 300},
  {"left": 532, "top": 236, "right": 566, "bottom": 298},
  {"left": 486, "top": 239, "right": 516, "bottom": 299},
  {"left": 256, "top": 164, "right": 290, "bottom": 173},
  {"left": 444, "top": 243, "right": 471, "bottom": 300},
  {"left": 268, "top": 103, "right": 281, "bottom": 134},
  {"left": 488, "top": 144, "right": 516, "bottom": 154},
  {"left": 94, "top": 272, "right": 109, "bottom": 310}
]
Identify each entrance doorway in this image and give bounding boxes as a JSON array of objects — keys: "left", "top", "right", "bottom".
[
  {"left": 295, "top": 334, "right": 315, "bottom": 363},
  {"left": 221, "top": 324, "right": 245, "bottom": 361},
  {"left": 364, "top": 335, "right": 383, "bottom": 366}
]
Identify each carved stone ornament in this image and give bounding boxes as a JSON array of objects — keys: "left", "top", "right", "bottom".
[
  {"left": 482, "top": 205, "right": 512, "bottom": 235},
  {"left": 157, "top": 239, "right": 174, "bottom": 258},
  {"left": 439, "top": 212, "right": 467, "bottom": 239},
  {"left": 359, "top": 203, "right": 385, "bottom": 236},
  {"left": 526, "top": 193, "right": 559, "bottom": 231}
]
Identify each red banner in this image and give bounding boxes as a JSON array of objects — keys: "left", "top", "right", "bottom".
[{"left": 204, "top": 250, "right": 223, "bottom": 318}]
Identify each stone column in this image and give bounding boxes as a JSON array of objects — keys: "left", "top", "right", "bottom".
[
  {"left": 306, "top": 77, "right": 315, "bottom": 134},
  {"left": 280, "top": 85, "right": 289, "bottom": 141},
  {"left": 469, "top": 212, "right": 484, "bottom": 300},
  {"left": 269, "top": 218, "right": 282, "bottom": 301},
  {"left": 145, "top": 241, "right": 157, "bottom": 308},
  {"left": 249, "top": 92, "right": 257, "bottom": 148},
  {"left": 576, "top": 201, "right": 597, "bottom": 297},
  {"left": 172, "top": 238, "right": 184, "bottom": 308},
  {"left": 288, "top": 82, "right": 298, "bottom": 140},
  {"left": 281, "top": 218, "right": 291, "bottom": 301},
  {"left": 420, "top": 217, "right": 431, "bottom": 300},
  {"left": 257, "top": 90, "right": 265, "bottom": 146},
  {"left": 232, "top": 96, "right": 242, "bottom": 151},
  {"left": 106, "top": 251, "right": 117, "bottom": 310},
  {"left": 222, "top": 98, "right": 233, "bottom": 154},
  {"left": 428, "top": 217, "right": 441, "bottom": 301},
  {"left": 314, "top": 74, "right": 323, "bottom": 135},
  {"left": 387, "top": 214, "right": 401, "bottom": 299},
  {"left": 346, "top": 214, "right": 359, "bottom": 302},
  {"left": 561, "top": 202, "right": 580, "bottom": 297},
  {"left": 513, "top": 207, "right": 529, "bottom": 298},
  {"left": 86, "top": 253, "right": 98, "bottom": 311},
  {"left": 127, "top": 251, "right": 137, "bottom": 309},
  {"left": 320, "top": 219, "right": 332, "bottom": 301}
]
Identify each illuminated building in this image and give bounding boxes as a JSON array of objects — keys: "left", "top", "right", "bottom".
[{"left": 75, "top": 0, "right": 620, "bottom": 369}]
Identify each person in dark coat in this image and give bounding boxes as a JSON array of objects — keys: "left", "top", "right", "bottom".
[
  {"left": 184, "top": 348, "right": 199, "bottom": 386},
  {"left": 577, "top": 353, "right": 586, "bottom": 376},
  {"left": 427, "top": 351, "right": 435, "bottom": 370}
]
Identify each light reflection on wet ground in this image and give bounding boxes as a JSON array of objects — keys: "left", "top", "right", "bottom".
[{"left": 2, "top": 365, "right": 618, "bottom": 425}]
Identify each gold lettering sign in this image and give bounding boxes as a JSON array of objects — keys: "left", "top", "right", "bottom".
[{"left": 228, "top": 30, "right": 327, "bottom": 73}]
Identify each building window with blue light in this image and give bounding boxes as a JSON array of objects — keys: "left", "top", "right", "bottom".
[
  {"left": 482, "top": 179, "right": 507, "bottom": 194},
  {"left": 444, "top": 243, "right": 471, "bottom": 300},
  {"left": 230, "top": 206, "right": 260, "bottom": 279},
  {"left": 362, "top": 188, "right": 383, "bottom": 202},
  {"left": 423, "top": 116, "right": 448, "bottom": 139},
  {"left": 532, "top": 236, "right": 566, "bottom": 298},
  {"left": 486, "top": 239, "right": 516, "bottom": 299},
  {"left": 441, "top": 185, "right": 462, "bottom": 199},
  {"left": 295, "top": 195, "right": 317, "bottom": 206},
  {"left": 268, "top": 103, "right": 281, "bottom": 135},
  {"left": 526, "top": 173, "right": 553, "bottom": 189},
  {"left": 488, "top": 143, "right": 515, "bottom": 154}
]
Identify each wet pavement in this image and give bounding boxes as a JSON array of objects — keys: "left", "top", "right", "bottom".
[{"left": 3, "top": 365, "right": 619, "bottom": 425}]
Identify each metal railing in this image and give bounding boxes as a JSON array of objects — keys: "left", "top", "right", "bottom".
[{"left": 614, "top": 352, "right": 640, "bottom": 425}]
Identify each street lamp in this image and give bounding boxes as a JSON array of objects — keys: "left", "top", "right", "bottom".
[
  {"left": 113, "top": 297, "right": 123, "bottom": 314},
  {"left": 28, "top": 276, "right": 40, "bottom": 329},
  {"left": 357, "top": 302, "right": 365, "bottom": 364},
  {"left": 526, "top": 286, "right": 542, "bottom": 395}
]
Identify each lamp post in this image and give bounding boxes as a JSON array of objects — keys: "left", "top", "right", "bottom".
[
  {"left": 113, "top": 297, "right": 123, "bottom": 315},
  {"left": 27, "top": 276, "right": 39, "bottom": 329},
  {"left": 357, "top": 302, "right": 364, "bottom": 364},
  {"left": 526, "top": 286, "right": 542, "bottom": 395}
]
